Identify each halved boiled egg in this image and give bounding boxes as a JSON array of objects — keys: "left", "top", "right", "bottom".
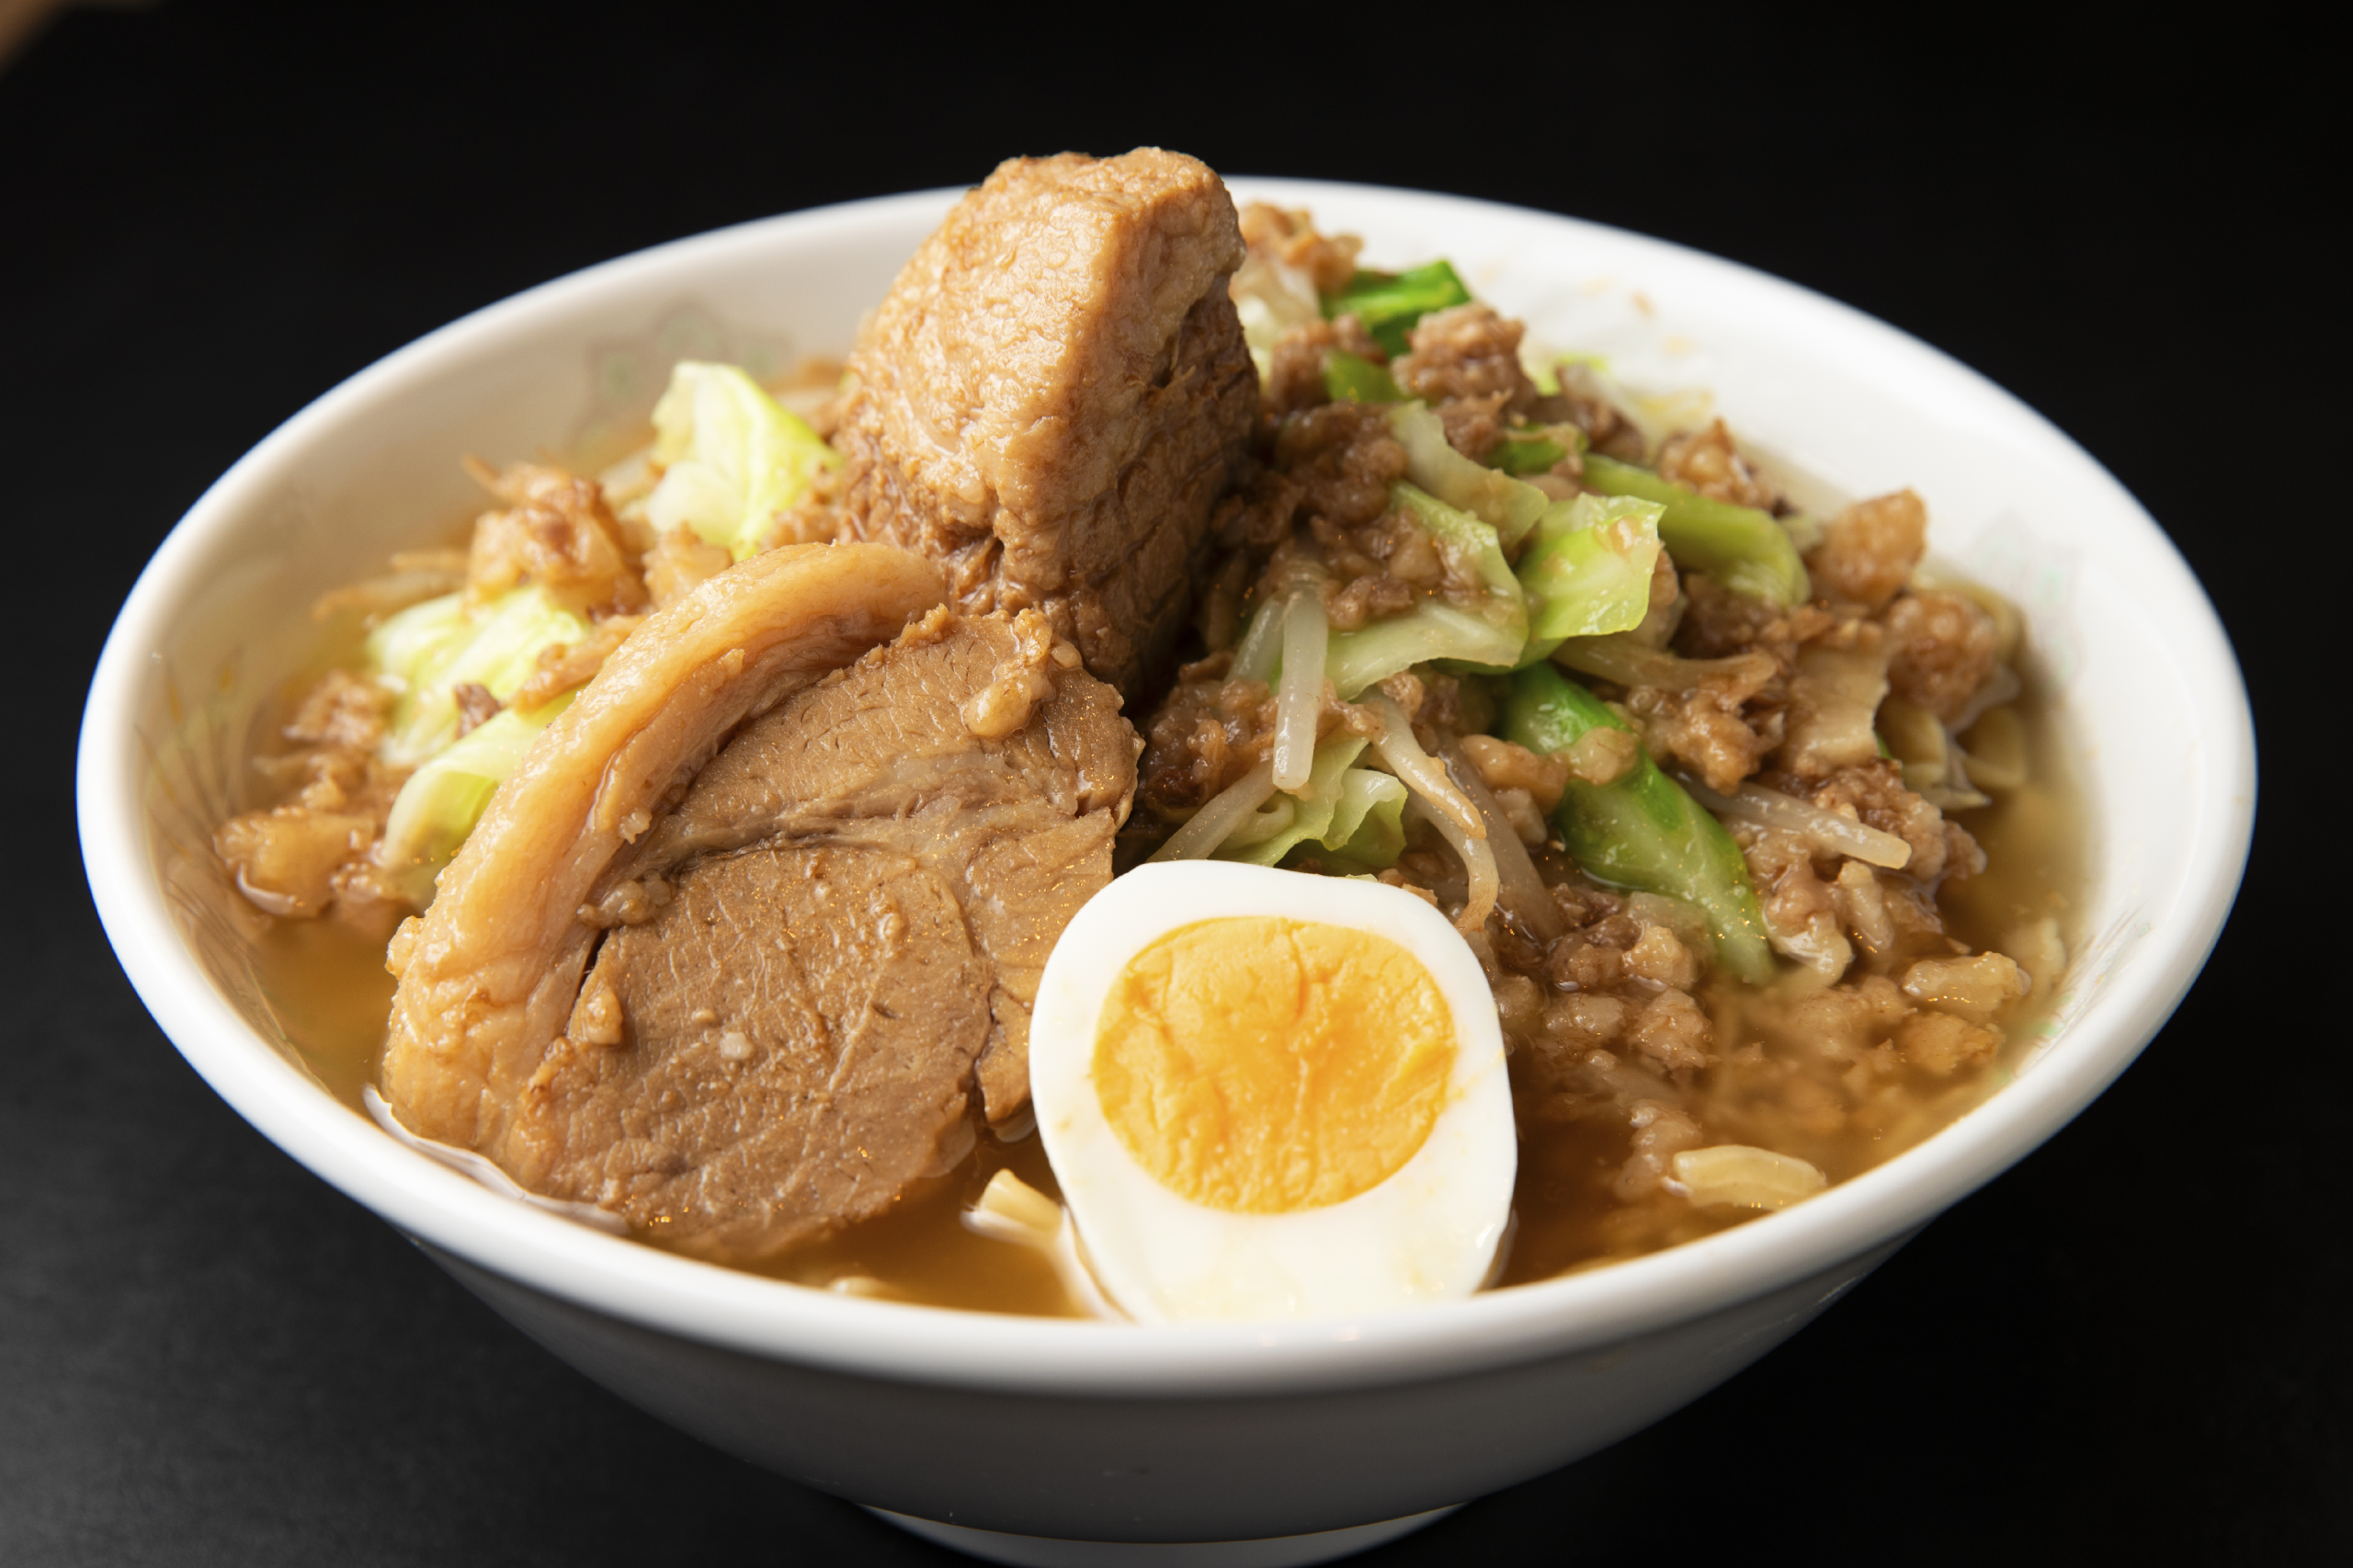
[{"left": 1029, "top": 860, "right": 1516, "bottom": 1324}]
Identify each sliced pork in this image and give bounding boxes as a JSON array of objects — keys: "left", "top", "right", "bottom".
[{"left": 381, "top": 542, "right": 1136, "bottom": 1260}]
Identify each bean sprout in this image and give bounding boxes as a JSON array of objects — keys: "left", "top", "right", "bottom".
[
  {"left": 1148, "top": 761, "right": 1278, "bottom": 863},
  {"left": 1552, "top": 633, "right": 1772, "bottom": 695},
  {"left": 1409, "top": 796, "right": 1499, "bottom": 937},
  {"left": 1271, "top": 591, "right": 1328, "bottom": 793},
  {"left": 1365, "top": 694, "right": 1483, "bottom": 840},
  {"left": 1364, "top": 694, "right": 1495, "bottom": 934},
  {"left": 1221, "top": 795, "right": 1299, "bottom": 849},
  {"left": 1684, "top": 778, "right": 1911, "bottom": 869},
  {"left": 1445, "top": 749, "right": 1565, "bottom": 943},
  {"left": 1231, "top": 596, "right": 1285, "bottom": 684}
]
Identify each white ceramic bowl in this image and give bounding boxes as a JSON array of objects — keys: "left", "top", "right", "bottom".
[{"left": 76, "top": 179, "right": 2254, "bottom": 1564}]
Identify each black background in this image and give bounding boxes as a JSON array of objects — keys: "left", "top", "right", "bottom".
[{"left": 3, "top": 3, "right": 2336, "bottom": 1562}]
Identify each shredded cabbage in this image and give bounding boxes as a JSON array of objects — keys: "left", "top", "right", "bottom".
[
  {"left": 1218, "top": 736, "right": 1370, "bottom": 866},
  {"left": 1517, "top": 494, "right": 1665, "bottom": 656},
  {"left": 1579, "top": 453, "right": 1810, "bottom": 608},
  {"left": 1486, "top": 431, "right": 1574, "bottom": 475},
  {"left": 647, "top": 361, "right": 837, "bottom": 560},
  {"left": 367, "top": 586, "right": 591, "bottom": 768},
  {"left": 1307, "top": 483, "right": 1531, "bottom": 697},
  {"left": 1392, "top": 484, "right": 1525, "bottom": 629},
  {"left": 1180, "top": 739, "right": 1406, "bottom": 874},
  {"left": 1328, "top": 602, "right": 1521, "bottom": 699},
  {"left": 1327, "top": 768, "right": 1408, "bottom": 868},
  {"left": 1553, "top": 360, "right": 1664, "bottom": 453},
  {"left": 1523, "top": 349, "right": 1607, "bottom": 399},
  {"left": 1504, "top": 665, "right": 1777, "bottom": 983},
  {"left": 377, "top": 692, "right": 574, "bottom": 903},
  {"left": 1230, "top": 254, "right": 1323, "bottom": 381},
  {"left": 1323, "top": 350, "right": 1404, "bottom": 404},
  {"left": 1322, "top": 261, "right": 1471, "bottom": 357},
  {"left": 1388, "top": 403, "right": 1546, "bottom": 549}
]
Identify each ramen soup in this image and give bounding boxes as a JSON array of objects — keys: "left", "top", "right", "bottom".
[{"left": 215, "top": 150, "right": 2080, "bottom": 1322}]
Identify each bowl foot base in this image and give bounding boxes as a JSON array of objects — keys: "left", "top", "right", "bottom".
[{"left": 867, "top": 1505, "right": 1460, "bottom": 1566}]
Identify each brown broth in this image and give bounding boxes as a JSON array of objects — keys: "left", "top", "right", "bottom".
[
  {"left": 742, "top": 1133, "right": 1081, "bottom": 1317},
  {"left": 1495, "top": 668, "right": 2086, "bottom": 1287},
  {"left": 255, "top": 916, "right": 397, "bottom": 1108}
]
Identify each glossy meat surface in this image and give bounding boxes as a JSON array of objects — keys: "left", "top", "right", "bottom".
[{"left": 833, "top": 148, "right": 1257, "bottom": 694}]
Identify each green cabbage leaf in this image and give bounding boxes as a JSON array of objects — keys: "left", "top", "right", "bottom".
[
  {"left": 1388, "top": 403, "right": 1546, "bottom": 549},
  {"left": 1504, "top": 664, "right": 1775, "bottom": 982},
  {"left": 1322, "top": 483, "right": 1529, "bottom": 696},
  {"left": 1212, "top": 734, "right": 1409, "bottom": 871},
  {"left": 1326, "top": 768, "right": 1409, "bottom": 868},
  {"left": 1517, "top": 494, "right": 1666, "bottom": 659},
  {"left": 647, "top": 361, "right": 838, "bottom": 561},
  {"left": 377, "top": 692, "right": 574, "bottom": 904},
  {"left": 1323, "top": 350, "right": 1404, "bottom": 404},
  {"left": 366, "top": 585, "right": 590, "bottom": 768},
  {"left": 1322, "top": 261, "right": 1472, "bottom": 356},
  {"left": 1578, "top": 452, "right": 1809, "bottom": 607}
]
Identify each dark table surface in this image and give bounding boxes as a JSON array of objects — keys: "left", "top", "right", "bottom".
[{"left": 3, "top": 4, "right": 2336, "bottom": 1562}]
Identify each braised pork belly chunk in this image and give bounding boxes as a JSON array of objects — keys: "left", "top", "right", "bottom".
[{"left": 832, "top": 148, "right": 1257, "bottom": 695}]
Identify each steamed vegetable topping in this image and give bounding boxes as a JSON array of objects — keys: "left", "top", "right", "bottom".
[
  {"left": 1579, "top": 452, "right": 1811, "bottom": 608},
  {"left": 1503, "top": 664, "right": 1775, "bottom": 983},
  {"left": 1390, "top": 403, "right": 1547, "bottom": 549},
  {"left": 647, "top": 361, "right": 838, "bottom": 560},
  {"left": 1323, "top": 350, "right": 1404, "bottom": 405},
  {"left": 1517, "top": 494, "right": 1665, "bottom": 649},
  {"left": 378, "top": 694, "right": 574, "bottom": 903},
  {"left": 1144, "top": 224, "right": 2022, "bottom": 1017},
  {"left": 1486, "top": 432, "right": 1573, "bottom": 475},
  {"left": 1322, "top": 488, "right": 1527, "bottom": 691},
  {"left": 1327, "top": 599, "right": 1527, "bottom": 699},
  {"left": 1323, "top": 260, "right": 1473, "bottom": 355},
  {"left": 369, "top": 586, "right": 591, "bottom": 767},
  {"left": 1391, "top": 484, "right": 1528, "bottom": 646},
  {"left": 1214, "top": 734, "right": 1402, "bottom": 869}
]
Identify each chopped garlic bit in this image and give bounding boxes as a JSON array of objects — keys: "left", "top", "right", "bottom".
[
  {"left": 1669, "top": 1144, "right": 1827, "bottom": 1210},
  {"left": 2003, "top": 916, "right": 2069, "bottom": 995},
  {"left": 1901, "top": 952, "right": 2029, "bottom": 1024}
]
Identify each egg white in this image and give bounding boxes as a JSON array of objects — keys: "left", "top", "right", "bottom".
[{"left": 1029, "top": 860, "right": 1517, "bottom": 1324}]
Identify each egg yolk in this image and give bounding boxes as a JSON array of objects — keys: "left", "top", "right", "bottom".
[{"left": 1091, "top": 916, "right": 1456, "bottom": 1213}]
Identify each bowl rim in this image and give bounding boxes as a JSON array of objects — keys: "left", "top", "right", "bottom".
[{"left": 76, "top": 176, "right": 2256, "bottom": 1399}]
